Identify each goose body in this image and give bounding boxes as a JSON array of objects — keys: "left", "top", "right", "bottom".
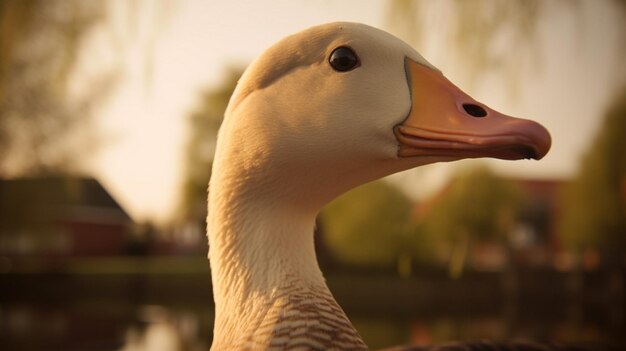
[{"left": 207, "top": 22, "right": 551, "bottom": 350}]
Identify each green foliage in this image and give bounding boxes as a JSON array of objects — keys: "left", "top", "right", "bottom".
[
  {"left": 0, "top": 0, "right": 109, "bottom": 176},
  {"left": 421, "top": 166, "right": 521, "bottom": 243},
  {"left": 560, "top": 87, "right": 626, "bottom": 254},
  {"left": 178, "top": 69, "right": 242, "bottom": 221},
  {"left": 320, "top": 180, "right": 417, "bottom": 267},
  {"left": 319, "top": 168, "right": 521, "bottom": 270},
  {"left": 418, "top": 166, "right": 521, "bottom": 276}
]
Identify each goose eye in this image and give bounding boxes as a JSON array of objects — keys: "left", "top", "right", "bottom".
[{"left": 329, "top": 46, "right": 359, "bottom": 72}]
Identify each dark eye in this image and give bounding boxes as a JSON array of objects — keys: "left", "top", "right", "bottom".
[{"left": 329, "top": 46, "right": 359, "bottom": 72}]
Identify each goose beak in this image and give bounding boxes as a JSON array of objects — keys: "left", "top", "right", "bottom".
[{"left": 394, "top": 58, "right": 551, "bottom": 160}]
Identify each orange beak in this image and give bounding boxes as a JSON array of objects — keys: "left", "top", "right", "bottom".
[{"left": 395, "top": 59, "right": 551, "bottom": 161}]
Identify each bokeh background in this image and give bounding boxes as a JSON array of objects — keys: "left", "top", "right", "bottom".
[{"left": 1, "top": 0, "right": 625, "bottom": 350}]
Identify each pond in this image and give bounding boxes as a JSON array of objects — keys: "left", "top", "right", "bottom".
[{"left": 1, "top": 267, "right": 623, "bottom": 350}]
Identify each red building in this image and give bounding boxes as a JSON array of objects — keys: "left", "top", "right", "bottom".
[{"left": 0, "top": 176, "right": 133, "bottom": 257}]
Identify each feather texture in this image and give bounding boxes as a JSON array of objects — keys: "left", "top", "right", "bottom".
[{"left": 207, "top": 22, "right": 565, "bottom": 350}]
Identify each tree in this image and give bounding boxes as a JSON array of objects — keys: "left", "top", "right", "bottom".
[
  {"left": 386, "top": 0, "right": 558, "bottom": 92},
  {"left": 320, "top": 180, "right": 418, "bottom": 268},
  {"left": 178, "top": 69, "right": 242, "bottom": 222},
  {"left": 0, "top": 1, "right": 169, "bottom": 177},
  {"left": 418, "top": 166, "right": 521, "bottom": 277},
  {"left": 559, "top": 87, "right": 626, "bottom": 259},
  {"left": 0, "top": 1, "right": 110, "bottom": 176},
  {"left": 387, "top": 0, "right": 626, "bottom": 91}
]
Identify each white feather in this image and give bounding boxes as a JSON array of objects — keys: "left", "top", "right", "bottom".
[{"left": 207, "top": 22, "right": 440, "bottom": 350}]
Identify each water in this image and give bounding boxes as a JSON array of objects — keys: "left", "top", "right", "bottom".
[{"left": 1, "top": 268, "right": 623, "bottom": 350}]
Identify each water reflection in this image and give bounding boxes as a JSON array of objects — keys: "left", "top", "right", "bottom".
[
  {"left": 119, "top": 306, "right": 206, "bottom": 351},
  {"left": 2, "top": 268, "right": 622, "bottom": 350}
]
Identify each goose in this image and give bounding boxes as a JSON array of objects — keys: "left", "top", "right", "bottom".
[{"left": 207, "top": 22, "right": 553, "bottom": 350}]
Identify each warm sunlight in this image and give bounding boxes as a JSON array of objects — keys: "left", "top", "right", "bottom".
[
  {"left": 2, "top": 1, "right": 624, "bottom": 350},
  {"left": 87, "top": 1, "right": 620, "bottom": 222}
]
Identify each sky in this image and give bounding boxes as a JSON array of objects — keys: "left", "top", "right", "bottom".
[{"left": 84, "top": 0, "right": 622, "bottom": 223}]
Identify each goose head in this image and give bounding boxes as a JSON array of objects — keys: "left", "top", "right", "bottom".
[
  {"left": 213, "top": 22, "right": 551, "bottom": 214},
  {"left": 208, "top": 23, "right": 551, "bottom": 349}
]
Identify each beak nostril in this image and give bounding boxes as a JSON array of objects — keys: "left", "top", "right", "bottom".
[{"left": 463, "top": 103, "right": 487, "bottom": 118}]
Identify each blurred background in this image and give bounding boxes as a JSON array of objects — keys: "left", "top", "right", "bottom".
[{"left": 1, "top": 0, "right": 625, "bottom": 350}]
